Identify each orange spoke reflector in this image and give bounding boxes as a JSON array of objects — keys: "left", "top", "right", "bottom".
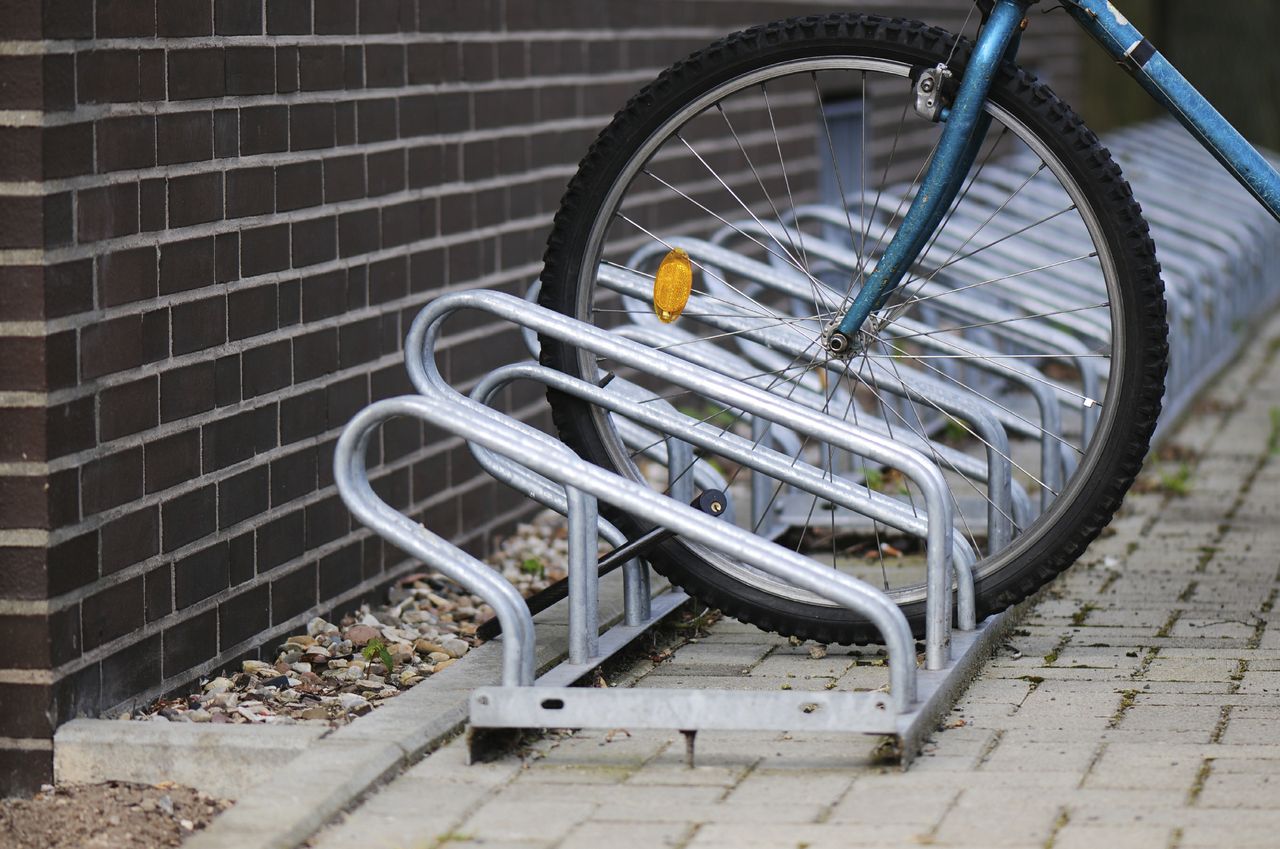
[{"left": 653, "top": 248, "right": 693, "bottom": 323}]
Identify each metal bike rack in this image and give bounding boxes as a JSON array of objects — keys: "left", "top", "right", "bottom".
[
  {"left": 332, "top": 118, "right": 1278, "bottom": 768},
  {"left": 333, "top": 288, "right": 1024, "bottom": 766}
]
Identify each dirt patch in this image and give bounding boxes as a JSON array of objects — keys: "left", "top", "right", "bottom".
[{"left": 0, "top": 781, "right": 230, "bottom": 849}]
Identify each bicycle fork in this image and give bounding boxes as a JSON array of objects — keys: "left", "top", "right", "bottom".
[{"left": 823, "top": 0, "right": 1032, "bottom": 355}]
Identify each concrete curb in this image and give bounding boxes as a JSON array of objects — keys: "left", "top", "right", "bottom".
[
  {"left": 178, "top": 569, "right": 673, "bottom": 849},
  {"left": 54, "top": 720, "right": 328, "bottom": 800}
]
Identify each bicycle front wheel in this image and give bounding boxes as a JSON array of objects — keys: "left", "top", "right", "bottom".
[{"left": 539, "top": 14, "right": 1168, "bottom": 643}]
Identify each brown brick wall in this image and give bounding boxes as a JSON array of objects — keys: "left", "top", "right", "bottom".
[{"left": 0, "top": 0, "right": 1080, "bottom": 795}]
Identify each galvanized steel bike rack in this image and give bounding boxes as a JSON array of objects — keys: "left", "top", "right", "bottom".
[
  {"left": 333, "top": 287, "right": 1021, "bottom": 766},
  {"left": 332, "top": 118, "right": 1278, "bottom": 767}
]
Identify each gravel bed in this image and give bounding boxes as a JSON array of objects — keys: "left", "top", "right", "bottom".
[{"left": 130, "top": 512, "right": 572, "bottom": 726}]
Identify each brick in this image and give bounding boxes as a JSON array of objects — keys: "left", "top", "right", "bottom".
[
  {"left": 99, "top": 375, "right": 157, "bottom": 440},
  {"left": 219, "top": 49, "right": 271, "bottom": 99},
  {"left": 214, "top": 108, "right": 239, "bottom": 158},
  {"left": 215, "top": 0, "right": 263, "bottom": 35},
  {"left": 160, "top": 236, "right": 215, "bottom": 295},
  {"left": 0, "top": 266, "right": 41, "bottom": 322},
  {"left": 279, "top": 388, "right": 327, "bottom": 442},
  {"left": 161, "top": 484, "right": 216, "bottom": 552},
  {"left": 256, "top": 509, "right": 304, "bottom": 571},
  {"left": 82, "top": 577, "right": 144, "bottom": 652},
  {"left": 319, "top": 542, "right": 362, "bottom": 601},
  {"left": 0, "top": 475, "right": 48, "bottom": 529},
  {"left": 240, "top": 223, "right": 290, "bottom": 277},
  {"left": 301, "top": 269, "right": 346, "bottom": 321},
  {"left": 139, "top": 178, "right": 166, "bottom": 231},
  {"left": 335, "top": 101, "right": 356, "bottom": 144},
  {"left": 79, "top": 449, "right": 142, "bottom": 519},
  {"left": 100, "top": 633, "right": 162, "bottom": 707},
  {"left": 95, "top": 0, "right": 155, "bottom": 37},
  {"left": 275, "top": 161, "right": 323, "bottom": 211},
  {"left": 303, "top": 494, "right": 347, "bottom": 548},
  {"left": 98, "top": 246, "right": 157, "bottom": 306},
  {"left": 219, "top": 584, "right": 270, "bottom": 648},
  {"left": 157, "top": 111, "right": 213, "bottom": 164},
  {"left": 144, "top": 564, "right": 172, "bottom": 622},
  {"left": 323, "top": 154, "right": 366, "bottom": 203},
  {"left": 314, "top": 0, "right": 356, "bottom": 35},
  {"left": 0, "top": 406, "right": 45, "bottom": 463},
  {"left": 359, "top": 0, "right": 402, "bottom": 32},
  {"left": 226, "top": 166, "right": 275, "bottom": 218},
  {"left": 368, "top": 255, "right": 407, "bottom": 303},
  {"left": 43, "top": 192, "right": 73, "bottom": 248},
  {"left": 0, "top": 127, "right": 39, "bottom": 182},
  {"left": 45, "top": 258, "right": 93, "bottom": 318},
  {"left": 159, "top": 362, "right": 216, "bottom": 423},
  {"left": 298, "top": 45, "right": 344, "bottom": 90},
  {"left": 326, "top": 375, "right": 365, "bottom": 431},
  {"left": 270, "top": 561, "right": 317, "bottom": 623},
  {"left": 269, "top": 447, "right": 316, "bottom": 506},
  {"left": 292, "top": 327, "right": 338, "bottom": 381},
  {"left": 45, "top": 467, "right": 78, "bottom": 528},
  {"left": 144, "top": 428, "right": 201, "bottom": 493},
  {"left": 100, "top": 506, "right": 160, "bottom": 575},
  {"left": 216, "top": 232, "right": 239, "bottom": 284},
  {"left": 141, "top": 310, "right": 170, "bottom": 363},
  {"left": 162, "top": 608, "right": 217, "bottom": 676},
  {"left": 291, "top": 216, "right": 336, "bottom": 267},
  {"left": 217, "top": 464, "right": 268, "bottom": 528},
  {"left": 201, "top": 405, "right": 276, "bottom": 470},
  {"left": 214, "top": 354, "right": 241, "bottom": 406},
  {"left": 175, "top": 541, "right": 229, "bottom": 608},
  {"left": 407, "top": 43, "right": 446, "bottom": 85},
  {"left": 357, "top": 98, "right": 397, "bottom": 143},
  {"left": 241, "top": 339, "right": 292, "bottom": 398},
  {"left": 76, "top": 183, "right": 138, "bottom": 242},
  {"left": 139, "top": 49, "right": 166, "bottom": 100},
  {"left": 365, "top": 44, "right": 406, "bottom": 87},
  {"left": 80, "top": 314, "right": 145, "bottom": 379},
  {"left": 170, "top": 294, "right": 226, "bottom": 355},
  {"left": 158, "top": 0, "right": 213, "bottom": 36},
  {"left": 240, "top": 105, "right": 288, "bottom": 155},
  {"left": 77, "top": 50, "right": 140, "bottom": 103},
  {"left": 381, "top": 198, "right": 432, "bottom": 247},
  {"left": 337, "top": 317, "right": 380, "bottom": 369},
  {"left": 267, "top": 0, "right": 311, "bottom": 34},
  {"left": 168, "top": 49, "right": 225, "bottom": 100},
  {"left": 338, "top": 208, "right": 379, "bottom": 258},
  {"left": 290, "top": 103, "right": 335, "bottom": 150},
  {"left": 228, "top": 284, "right": 279, "bottom": 340},
  {"left": 279, "top": 278, "right": 300, "bottom": 326},
  {"left": 228, "top": 530, "right": 255, "bottom": 585},
  {"left": 44, "top": 121, "right": 94, "bottom": 178},
  {"left": 167, "top": 172, "right": 224, "bottom": 228},
  {"left": 367, "top": 149, "right": 405, "bottom": 196}
]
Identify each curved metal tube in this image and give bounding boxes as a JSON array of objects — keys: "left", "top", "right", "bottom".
[
  {"left": 345, "top": 394, "right": 919, "bottom": 708},
  {"left": 406, "top": 290, "right": 956, "bottom": 670},
  {"left": 334, "top": 410, "right": 537, "bottom": 687}
]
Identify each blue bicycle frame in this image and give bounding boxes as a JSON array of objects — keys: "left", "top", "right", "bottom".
[{"left": 827, "top": 0, "right": 1280, "bottom": 351}]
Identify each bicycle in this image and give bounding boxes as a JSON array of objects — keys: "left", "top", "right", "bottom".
[{"left": 535, "top": 0, "right": 1280, "bottom": 644}]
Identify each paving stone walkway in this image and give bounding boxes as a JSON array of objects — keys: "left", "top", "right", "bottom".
[{"left": 308, "top": 314, "right": 1280, "bottom": 849}]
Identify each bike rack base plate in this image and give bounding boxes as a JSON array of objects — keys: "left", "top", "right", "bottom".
[{"left": 467, "top": 608, "right": 1014, "bottom": 767}]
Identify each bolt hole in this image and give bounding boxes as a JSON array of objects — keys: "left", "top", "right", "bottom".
[
  {"left": 541, "top": 698, "right": 565, "bottom": 710},
  {"left": 477, "top": 695, "right": 489, "bottom": 706}
]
